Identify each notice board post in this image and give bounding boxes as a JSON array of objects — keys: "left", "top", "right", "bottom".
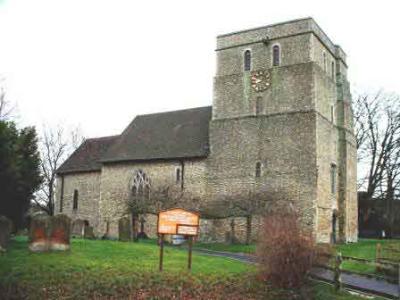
[{"left": 157, "top": 208, "right": 200, "bottom": 272}]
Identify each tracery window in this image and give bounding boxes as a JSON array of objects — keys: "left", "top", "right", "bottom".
[
  {"left": 244, "top": 50, "right": 251, "bottom": 71},
  {"left": 130, "top": 169, "right": 151, "bottom": 200}
]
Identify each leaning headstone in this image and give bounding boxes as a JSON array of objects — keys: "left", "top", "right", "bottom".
[
  {"left": 71, "top": 219, "right": 86, "bottom": 237},
  {"left": 49, "top": 214, "right": 71, "bottom": 251},
  {"left": 0, "top": 216, "right": 12, "bottom": 252},
  {"left": 118, "top": 216, "right": 132, "bottom": 241},
  {"left": 29, "top": 216, "right": 50, "bottom": 252},
  {"left": 84, "top": 225, "right": 95, "bottom": 239}
]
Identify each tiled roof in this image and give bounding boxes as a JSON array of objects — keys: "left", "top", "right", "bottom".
[
  {"left": 57, "top": 106, "right": 212, "bottom": 174},
  {"left": 56, "top": 135, "right": 119, "bottom": 174},
  {"left": 101, "top": 106, "right": 212, "bottom": 163}
]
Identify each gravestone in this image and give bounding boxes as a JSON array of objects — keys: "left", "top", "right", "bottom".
[
  {"left": 118, "top": 216, "right": 132, "bottom": 241},
  {"left": 71, "top": 219, "right": 86, "bottom": 237},
  {"left": 0, "top": 216, "right": 12, "bottom": 252},
  {"left": 29, "top": 215, "right": 71, "bottom": 252},
  {"left": 29, "top": 216, "right": 50, "bottom": 252},
  {"left": 49, "top": 214, "right": 71, "bottom": 251},
  {"left": 84, "top": 226, "right": 95, "bottom": 239}
]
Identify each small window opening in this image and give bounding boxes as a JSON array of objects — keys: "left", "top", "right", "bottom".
[
  {"left": 323, "top": 52, "right": 327, "bottom": 72},
  {"left": 330, "top": 164, "right": 337, "bottom": 194},
  {"left": 272, "top": 45, "right": 280, "bottom": 66},
  {"left": 331, "top": 105, "right": 334, "bottom": 123},
  {"left": 244, "top": 50, "right": 251, "bottom": 71},
  {"left": 176, "top": 168, "right": 181, "bottom": 183},
  {"left": 73, "top": 189, "right": 78, "bottom": 211},
  {"left": 256, "top": 97, "right": 263, "bottom": 115},
  {"left": 331, "top": 61, "right": 335, "bottom": 78},
  {"left": 255, "top": 162, "right": 262, "bottom": 178}
]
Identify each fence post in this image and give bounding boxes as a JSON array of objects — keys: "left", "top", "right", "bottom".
[
  {"left": 398, "top": 263, "right": 400, "bottom": 300},
  {"left": 376, "top": 243, "right": 382, "bottom": 273},
  {"left": 334, "top": 252, "right": 342, "bottom": 291}
]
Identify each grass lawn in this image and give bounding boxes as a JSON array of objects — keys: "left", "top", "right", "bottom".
[
  {"left": 0, "top": 237, "right": 382, "bottom": 299},
  {"left": 337, "top": 238, "right": 399, "bottom": 260}
]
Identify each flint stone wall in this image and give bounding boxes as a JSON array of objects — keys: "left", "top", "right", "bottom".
[{"left": 55, "top": 171, "right": 101, "bottom": 236}]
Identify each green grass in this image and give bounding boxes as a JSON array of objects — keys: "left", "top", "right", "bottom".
[
  {"left": 0, "top": 236, "right": 252, "bottom": 280},
  {"left": 0, "top": 237, "right": 382, "bottom": 299},
  {"left": 337, "top": 238, "right": 400, "bottom": 260}
]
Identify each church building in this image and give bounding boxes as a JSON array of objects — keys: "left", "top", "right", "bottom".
[{"left": 56, "top": 18, "right": 358, "bottom": 243}]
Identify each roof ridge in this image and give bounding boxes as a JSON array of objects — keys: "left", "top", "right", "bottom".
[
  {"left": 86, "top": 135, "right": 120, "bottom": 141},
  {"left": 136, "top": 105, "right": 212, "bottom": 118}
]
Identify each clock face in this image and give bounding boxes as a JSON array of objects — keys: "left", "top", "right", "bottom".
[{"left": 251, "top": 70, "right": 271, "bottom": 92}]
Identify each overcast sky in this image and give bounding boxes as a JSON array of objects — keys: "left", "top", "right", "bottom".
[{"left": 0, "top": 0, "right": 399, "bottom": 138}]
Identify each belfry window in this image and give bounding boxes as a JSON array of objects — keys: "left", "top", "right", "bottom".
[
  {"left": 244, "top": 50, "right": 251, "bottom": 71},
  {"left": 272, "top": 45, "right": 280, "bottom": 66},
  {"left": 255, "top": 162, "right": 262, "bottom": 178},
  {"left": 73, "top": 189, "right": 78, "bottom": 211}
]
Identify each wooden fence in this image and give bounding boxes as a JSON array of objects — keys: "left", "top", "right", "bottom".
[{"left": 316, "top": 245, "right": 400, "bottom": 299}]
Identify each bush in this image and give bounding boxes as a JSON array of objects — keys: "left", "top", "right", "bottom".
[{"left": 257, "top": 210, "right": 318, "bottom": 289}]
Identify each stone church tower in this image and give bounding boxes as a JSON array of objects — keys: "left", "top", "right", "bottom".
[
  {"left": 207, "top": 18, "right": 357, "bottom": 242},
  {"left": 55, "top": 18, "right": 357, "bottom": 243}
]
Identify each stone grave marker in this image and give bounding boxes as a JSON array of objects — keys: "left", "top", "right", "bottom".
[
  {"left": 29, "top": 214, "right": 71, "bottom": 252},
  {"left": 118, "top": 216, "right": 132, "bottom": 241},
  {"left": 84, "top": 225, "right": 95, "bottom": 239},
  {"left": 0, "top": 216, "right": 12, "bottom": 252},
  {"left": 49, "top": 214, "right": 71, "bottom": 251},
  {"left": 71, "top": 219, "right": 86, "bottom": 237},
  {"left": 29, "top": 216, "right": 50, "bottom": 252}
]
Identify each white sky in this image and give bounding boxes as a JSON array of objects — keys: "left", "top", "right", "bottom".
[{"left": 0, "top": 0, "right": 399, "bottom": 138}]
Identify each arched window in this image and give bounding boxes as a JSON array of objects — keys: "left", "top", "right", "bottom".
[
  {"left": 73, "top": 189, "right": 78, "bottom": 211},
  {"left": 255, "top": 162, "right": 262, "bottom": 178},
  {"left": 244, "top": 50, "right": 251, "bottom": 71},
  {"left": 331, "top": 61, "right": 335, "bottom": 78},
  {"left": 130, "top": 169, "right": 151, "bottom": 201},
  {"left": 272, "top": 45, "right": 280, "bottom": 66}
]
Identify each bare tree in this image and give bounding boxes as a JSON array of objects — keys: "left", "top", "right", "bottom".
[
  {"left": 354, "top": 91, "right": 400, "bottom": 236},
  {"left": 354, "top": 91, "right": 400, "bottom": 198},
  {"left": 34, "top": 125, "right": 84, "bottom": 215},
  {"left": 0, "top": 87, "right": 16, "bottom": 121},
  {"left": 126, "top": 184, "right": 184, "bottom": 241}
]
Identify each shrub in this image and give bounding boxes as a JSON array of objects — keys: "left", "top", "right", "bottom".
[{"left": 257, "top": 210, "right": 318, "bottom": 289}]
